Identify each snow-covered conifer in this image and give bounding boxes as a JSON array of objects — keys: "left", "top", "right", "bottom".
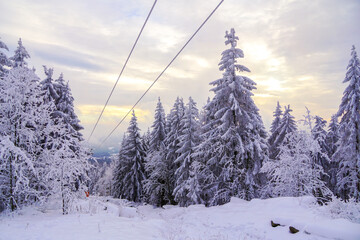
[
  {"left": 163, "top": 97, "right": 185, "bottom": 204},
  {"left": 113, "top": 135, "right": 128, "bottom": 199},
  {"left": 0, "top": 67, "right": 50, "bottom": 210},
  {"left": 144, "top": 98, "right": 172, "bottom": 206},
  {"left": 268, "top": 101, "right": 283, "bottom": 159},
  {"left": 312, "top": 116, "right": 331, "bottom": 191},
  {"left": 197, "top": 28, "right": 268, "bottom": 205},
  {"left": 326, "top": 115, "right": 340, "bottom": 192},
  {"left": 115, "top": 111, "right": 146, "bottom": 202},
  {"left": 40, "top": 66, "right": 59, "bottom": 103},
  {"left": 9, "top": 38, "right": 30, "bottom": 68},
  {"left": 173, "top": 97, "right": 201, "bottom": 207},
  {"left": 270, "top": 101, "right": 283, "bottom": 134},
  {"left": 312, "top": 116, "right": 330, "bottom": 166},
  {"left": 262, "top": 131, "right": 332, "bottom": 201},
  {"left": 327, "top": 115, "right": 340, "bottom": 158},
  {"left": 54, "top": 74, "right": 84, "bottom": 143},
  {"left": 0, "top": 37, "right": 12, "bottom": 78},
  {"left": 149, "top": 98, "right": 166, "bottom": 151},
  {"left": 142, "top": 128, "right": 151, "bottom": 155},
  {"left": 165, "top": 97, "right": 185, "bottom": 163},
  {"left": 271, "top": 105, "right": 297, "bottom": 159},
  {"left": 41, "top": 120, "right": 90, "bottom": 214},
  {"left": 334, "top": 45, "right": 360, "bottom": 201}
]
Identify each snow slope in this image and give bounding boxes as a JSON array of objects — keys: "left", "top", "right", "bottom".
[{"left": 0, "top": 196, "right": 359, "bottom": 240}]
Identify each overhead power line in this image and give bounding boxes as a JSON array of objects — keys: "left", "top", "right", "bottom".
[
  {"left": 87, "top": 0, "right": 158, "bottom": 142},
  {"left": 100, "top": 0, "right": 225, "bottom": 146}
]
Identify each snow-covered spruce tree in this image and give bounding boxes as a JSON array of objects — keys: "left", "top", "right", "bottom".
[
  {"left": 312, "top": 116, "right": 332, "bottom": 195},
  {"left": 326, "top": 115, "right": 340, "bottom": 192},
  {"left": 142, "top": 128, "right": 151, "bottom": 156},
  {"left": 165, "top": 97, "right": 185, "bottom": 164},
  {"left": 163, "top": 97, "right": 185, "bottom": 204},
  {"left": 199, "top": 97, "right": 210, "bottom": 128},
  {"left": 39, "top": 70, "right": 90, "bottom": 213},
  {"left": 0, "top": 37, "right": 12, "bottom": 79},
  {"left": 40, "top": 66, "right": 59, "bottom": 104},
  {"left": 197, "top": 29, "right": 268, "bottom": 205},
  {"left": 312, "top": 116, "right": 331, "bottom": 171},
  {"left": 270, "top": 101, "right": 283, "bottom": 135},
  {"left": 271, "top": 105, "right": 297, "bottom": 159},
  {"left": 143, "top": 98, "right": 171, "bottom": 206},
  {"left": 268, "top": 102, "right": 283, "bottom": 160},
  {"left": 9, "top": 38, "right": 30, "bottom": 68},
  {"left": 54, "top": 73, "right": 84, "bottom": 142},
  {"left": 41, "top": 120, "right": 90, "bottom": 214},
  {"left": 115, "top": 111, "right": 146, "bottom": 202},
  {"left": 262, "top": 131, "right": 332, "bottom": 201},
  {"left": 327, "top": 115, "right": 340, "bottom": 158},
  {"left": 173, "top": 97, "right": 201, "bottom": 207},
  {"left": 113, "top": 134, "right": 128, "bottom": 199},
  {"left": 0, "top": 66, "right": 50, "bottom": 211},
  {"left": 334, "top": 45, "right": 360, "bottom": 201}
]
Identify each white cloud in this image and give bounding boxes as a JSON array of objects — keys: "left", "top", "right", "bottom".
[{"left": 1, "top": 0, "right": 360, "bottom": 151}]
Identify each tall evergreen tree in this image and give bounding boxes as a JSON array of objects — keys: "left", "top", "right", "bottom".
[
  {"left": 197, "top": 28, "right": 268, "bottom": 205},
  {"left": 9, "top": 38, "right": 30, "bottom": 68},
  {"left": 312, "top": 116, "right": 330, "bottom": 166},
  {"left": 165, "top": 97, "right": 185, "bottom": 164},
  {"left": 326, "top": 115, "right": 340, "bottom": 192},
  {"left": 173, "top": 97, "right": 201, "bottom": 207},
  {"left": 113, "top": 134, "right": 128, "bottom": 199},
  {"left": 149, "top": 98, "right": 166, "bottom": 151},
  {"left": 141, "top": 129, "right": 151, "bottom": 156},
  {"left": 40, "top": 66, "right": 59, "bottom": 104},
  {"left": 163, "top": 97, "right": 185, "bottom": 204},
  {"left": 270, "top": 101, "right": 283, "bottom": 134},
  {"left": 54, "top": 74, "right": 84, "bottom": 141},
  {"left": 312, "top": 116, "right": 331, "bottom": 191},
  {"left": 268, "top": 101, "right": 283, "bottom": 159},
  {"left": 113, "top": 111, "right": 146, "bottom": 202},
  {"left": 327, "top": 115, "right": 340, "bottom": 157},
  {"left": 0, "top": 37, "right": 12, "bottom": 79},
  {"left": 0, "top": 66, "right": 51, "bottom": 210},
  {"left": 144, "top": 98, "right": 171, "bottom": 206},
  {"left": 334, "top": 45, "right": 360, "bottom": 201},
  {"left": 37, "top": 68, "right": 90, "bottom": 213},
  {"left": 271, "top": 105, "right": 297, "bottom": 159},
  {"left": 41, "top": 119, "right": 90, "bottom": 214}
]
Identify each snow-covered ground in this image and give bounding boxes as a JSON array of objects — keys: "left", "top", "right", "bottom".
[{"left": 1, "top": 196, "right": 359, "bottom": 240}]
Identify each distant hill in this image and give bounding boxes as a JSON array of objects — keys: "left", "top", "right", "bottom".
[{"left": 90, "top": 151, "right": 117, "bottom": 165}]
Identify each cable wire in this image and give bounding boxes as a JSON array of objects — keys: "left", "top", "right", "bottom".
[
  {"left": 87, "top": 0, "right": 157, "bottom": 142},
  {"left": 100, "top": 0, "right": 224, "bottom": 146}
]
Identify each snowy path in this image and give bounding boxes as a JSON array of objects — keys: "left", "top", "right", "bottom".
[{"left": 1, "top": 196, "right": 359, "bottom": 240}]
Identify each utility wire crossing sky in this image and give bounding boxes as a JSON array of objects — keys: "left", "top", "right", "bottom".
[{"left": 0, "top": 0, "right": 359, "bottom": 151}]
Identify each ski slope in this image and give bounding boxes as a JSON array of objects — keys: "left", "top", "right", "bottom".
[{"left": 0, "top": 196, "right": 359, "bottom": 240}]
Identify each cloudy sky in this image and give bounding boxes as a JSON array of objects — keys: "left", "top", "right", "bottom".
[{"left": 1, "top": 0, "right": 359, "bottom": 153}]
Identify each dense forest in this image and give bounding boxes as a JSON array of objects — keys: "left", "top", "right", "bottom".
[
  {"left": 96, "top": 29, "right": 360, "bottom": 207},
  {"left": 0, "top": 28, "right": 359, "bottom": 214}
]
